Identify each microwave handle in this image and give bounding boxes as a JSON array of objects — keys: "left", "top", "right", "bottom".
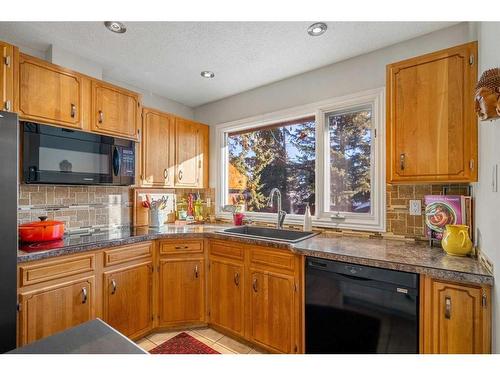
[{"left": 112, "top": 147, "right": 121, "bottom": 176}]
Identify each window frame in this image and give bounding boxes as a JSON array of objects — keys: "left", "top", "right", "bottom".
[{"left": 215, "top": 87, "right": 385, "bottom": 232}]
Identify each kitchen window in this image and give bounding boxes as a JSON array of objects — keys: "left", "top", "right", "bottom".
[
  {"left": 216, "top": 88, "right": 385, "bottom": 231},
  {"left": 227, "top": 117, "right": 316, "bottom": 215}
]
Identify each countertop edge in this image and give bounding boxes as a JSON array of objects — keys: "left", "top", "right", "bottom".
[{"left": 17, "top": 230, "right": 494, "bottom": 286}]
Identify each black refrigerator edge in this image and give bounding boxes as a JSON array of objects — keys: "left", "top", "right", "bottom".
[{"left": 0, "top": 110, "right": 18, "bottom": 353}]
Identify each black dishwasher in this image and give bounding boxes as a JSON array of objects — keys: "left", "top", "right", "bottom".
[{"left": 305, "top": 257, "right": 419, "bottom": 354}]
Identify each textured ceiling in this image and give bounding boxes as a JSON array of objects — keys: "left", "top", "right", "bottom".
[{"left": 0, "top": 22, "right": 457, "bottom": 107}]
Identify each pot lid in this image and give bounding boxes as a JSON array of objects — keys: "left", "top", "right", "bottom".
[{"left": 19, "top": 216, "right": 65, "bottom": 228}]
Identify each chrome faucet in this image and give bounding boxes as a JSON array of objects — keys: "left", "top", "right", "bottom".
[{"left": 267, "top": 188, "right": 286, "bottom": 229}]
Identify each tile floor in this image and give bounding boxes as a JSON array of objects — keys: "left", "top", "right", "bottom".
[{"left": 136, "top": 327, "right": 268, "bottom": 354}]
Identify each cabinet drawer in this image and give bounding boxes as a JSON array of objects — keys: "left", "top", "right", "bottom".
[
  {"left": 104, "top": 242, "right": 153, "bottom": 267},
  {"left": 249, "top": 246, "right": 295, "bottom": 272},
  {"left": 19, "top": 254, "right": 95, "bottom": 287},
  {"left": 159, "top": 240, "right": 203, "bottom": 255},
  {"left": 209, "top": 241, "right": 244, "bottom": 261}
]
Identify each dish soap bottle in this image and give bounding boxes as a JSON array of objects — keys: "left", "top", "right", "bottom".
[{"left": 303, "top": 204, "right": 312, "bottom": 231}]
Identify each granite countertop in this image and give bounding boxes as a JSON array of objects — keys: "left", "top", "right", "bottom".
[
  {"left": 7, "top": 319, "right": 146, "bottom": 354},
  {"left": 17, "top": 224, "right": 494, "bottom": 285}
]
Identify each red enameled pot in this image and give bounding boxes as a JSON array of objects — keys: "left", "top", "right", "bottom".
[{"left": 19, "top": 216, "right": 65, "bottom": 243}]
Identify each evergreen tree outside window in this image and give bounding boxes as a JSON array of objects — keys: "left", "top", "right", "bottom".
[
  {"left": 227, "top": 117, "right": 316, "bottom": 215},
  {"left": 327, "top": 106, "right": 372, "bottom": 214}
]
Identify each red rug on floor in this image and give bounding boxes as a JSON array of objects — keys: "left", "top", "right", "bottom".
[{"left": 149, "top": 332, "right": 220, "bottom": 354}]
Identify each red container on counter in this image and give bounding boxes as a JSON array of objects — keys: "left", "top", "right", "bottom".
[
  {"left": 233, "top": 212, "right": 245, "bottom": 226},
  {"left": 19, "top": 216, "right": 65, "bottom": 243}
]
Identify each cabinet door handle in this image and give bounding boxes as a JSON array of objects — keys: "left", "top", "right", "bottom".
[
  {"left": 400, "top": 153, "right": 406, "bottom": 171},
  {"left": 70, "top": 104, "right": 77, "bottom": 118},
  {"left": 252, "top": 278, "right": 258, "bottom": 292},
  {"left": 81, "top": 287, "right": 87, "bottom": 304},
  {"left": 178, "top": 170, "right": 183, "bottom": 181},
  {"left": 444, "top": 296, "right": 451, "bottom": 319},
  {"left": 111, "top": 279, "right": 117, "bottom": 295},
  {"left": 234, "top": 272, "right": 240, "bottom": 286},
  {"left": 194, "top": 265, "right": 199, "bottom": 278},
  {"left": 98, "top": 110, "right": 104, "bottom": 124},
  {"left": 164, "top": 168, "right": 169, "bottom": 181}
]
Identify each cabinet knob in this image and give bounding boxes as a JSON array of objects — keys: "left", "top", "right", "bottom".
[
  {"left": 252, "top": 278, "right": 258, "bottom": 292},
  {"left": 444, "top": 296, "right": 451, "bottom": 319},
  {"left": 111, "top": 279, "right": 117, "bottom": 295},
  {"left": 81, "top": 287, "right": 88, "bottom": 304},
  {"left": 178, "top": 170, "right": 183, "bottom": 181},
  {"left": 98, "top": 110, "right": 104, "bottom": 124},
  {"left": 70, "top": 104, "right": 77, "bottom": 118},
  {"left": 234, "top": 272, "right": 240, "bottom": 286}
]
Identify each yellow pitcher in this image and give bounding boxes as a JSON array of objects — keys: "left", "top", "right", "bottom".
[{"left": 441, "top": 225, "right": 473, "bottom": 256}]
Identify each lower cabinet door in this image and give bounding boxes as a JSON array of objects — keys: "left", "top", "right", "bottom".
[
  {"left": 209, "top": 258, "right": 244, "bottom": 335},
  {"left": 158, "top": 258, "right": 204, "bottom": 325},
  {"left": 18, "top": 276, "right": 94, "bottom": 346},
  {"left": 103, "top": 262, "right": 153, "bottom": 339},
  {"left": 249, "top": 270, "right": 296, "bottom": 353},
  {"left": 422, "top": 277, "right": 491, "bottom": 353}
]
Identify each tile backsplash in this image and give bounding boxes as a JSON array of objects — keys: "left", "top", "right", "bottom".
[
  {"left": 19, "top": 183, "right": 470, "bottom": 241},
  {"left": 18, "top": 185, "right": 133, "bottom": 231},
  {"left": 386, "top": 183, "right": 470, "bottom": 240}
]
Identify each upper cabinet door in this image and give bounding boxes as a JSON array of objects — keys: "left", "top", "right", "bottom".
[
  {"left": 387, "top": 42, "right": 478, "bottom": 183},
  {"left": 91, "top": 80, "right": 140, "bottom": 140},
  {"left": 0, "top": 41, "right": 16, "bottom": 112},
  {"left": 175, "top": 117, "right": 200, "bottom": 187},
  {"left": 18, "top": 54, "right": 83, "bottom": 128},
  {"left": 141, "top": 108, "right": 174, "bottom": 187}
]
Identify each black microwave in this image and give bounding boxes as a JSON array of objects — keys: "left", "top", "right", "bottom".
[{"left": 22, "top": 122, "right": 135, "bottom": 186}]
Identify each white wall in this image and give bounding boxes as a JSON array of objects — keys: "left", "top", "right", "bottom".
[
  {"left": 475, "top": 21, "right": 500, "bottom": 353},
  {"left": 194, "top": 22, "right": 477, "bottom": 188}
]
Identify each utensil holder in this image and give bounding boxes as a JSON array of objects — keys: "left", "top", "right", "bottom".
[{"left": 149, "top": 208, "right": 167, "bottom": 228}]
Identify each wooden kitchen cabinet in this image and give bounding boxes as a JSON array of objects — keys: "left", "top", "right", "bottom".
[
  {"left": 18, "top": 53, "right": 85, "bottom": 129},
  {"left": 103, "top": 261, "right": 153, "bottom": 339},
  {"left": 174, "top": 117, "right": 209, "bottom": 188},
  {"left": 420, "top": 276, "right": 491, "bottom": 354},
  {"left": 0, "top": 41, "right": 17, "bottom": 112},
  {"left": 141, "top": 108, "right": 175, "bottom": 187},
  {"left": 158, "top": 256, "right": 205, "bottom": 327},
  {"left": 91, "top": 80, "right": 141, "bottom": 140},
  {"left": 386, "top": 42, "right": 478, "bottom": 183},
  {"left": 18, "top": 276, "right": 95, "bottom": 346},
  {"left": 208, "top": 240, "right": 245, "bottom": 336},
  {"left": 249, "top": 269, "right": 297, "bottom": 353}
]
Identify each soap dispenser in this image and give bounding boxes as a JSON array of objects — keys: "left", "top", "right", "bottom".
[{"left": 303, "top": 204, "right": 312, "bottom": 231}]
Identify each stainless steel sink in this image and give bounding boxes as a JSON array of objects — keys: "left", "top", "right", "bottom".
[{"left": 216, "top": 225, "right": 317, "bottom": 243}]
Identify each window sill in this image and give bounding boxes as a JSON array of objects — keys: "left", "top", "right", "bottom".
[{"left": 215, "top": 212, "right": 385, "bottom": 233}]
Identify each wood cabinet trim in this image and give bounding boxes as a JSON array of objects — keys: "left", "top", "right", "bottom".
[
  {"left": 103, "top": 242, "right": 153, "bottom": 267},
  {"left": 19, "top": 253, "right": 95, "bottom": 287},
  {"left": 159, "top": 239, "right": 204, "bottom": 255}
]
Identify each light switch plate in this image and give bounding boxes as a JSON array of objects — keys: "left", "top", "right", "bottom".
[{"left": 409, "top": 200, "right": 421, "bottom": 216}]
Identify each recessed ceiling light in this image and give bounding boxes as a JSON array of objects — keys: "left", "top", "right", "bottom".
[
  {"left": 201, "top": 71, "right": 215, "bottom": 79},
  {"left": 307, "top": 22, "right": 327, "bottom": 36},
  {"left": 104, "top": 21, "right": 127, "bottom": 34}
]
